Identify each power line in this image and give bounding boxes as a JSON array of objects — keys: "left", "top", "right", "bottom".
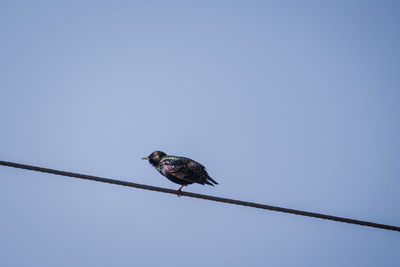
[{"left": 1, "top": 160, "right": 399, "bottom": 232}]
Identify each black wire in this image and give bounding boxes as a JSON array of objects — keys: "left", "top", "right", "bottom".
[{"left": 1, "top": 160, "right": 399, "bottom": 232}]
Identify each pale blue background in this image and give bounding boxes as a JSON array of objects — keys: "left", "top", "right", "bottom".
[{"left": 1, "top": 1, "right": 399, "bottom": 266}]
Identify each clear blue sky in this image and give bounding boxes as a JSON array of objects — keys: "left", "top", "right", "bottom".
[{"left": 1, "top": 1, "right": 399, "bottom": 266}]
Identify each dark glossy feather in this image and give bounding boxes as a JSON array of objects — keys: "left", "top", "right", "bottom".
[
  {"left": 143, "top": 151, "right": 218, "bottom": 188},
  {"left": 161, "top": 156, "right": 217, "bottom": 185}
]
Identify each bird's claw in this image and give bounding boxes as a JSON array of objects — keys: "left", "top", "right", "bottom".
[
  {"left": 176, "top": 189, "right": 183, "bottom": 197},
  {"left": 176, "top": 184, "right": 185, "bottom": 197}
]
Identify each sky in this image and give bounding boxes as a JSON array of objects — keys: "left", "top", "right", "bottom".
[{"left": 1, "top": 0, "right": 399, "bottom": 266}]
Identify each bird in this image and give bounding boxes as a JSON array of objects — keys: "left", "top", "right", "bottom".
[{"left": 142, "top": 151, "right": 218, "bottom": 194}]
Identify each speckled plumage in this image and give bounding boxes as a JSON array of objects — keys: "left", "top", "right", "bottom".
[{"left": 142, "top": 151, "right": 218, "bottom": 192}]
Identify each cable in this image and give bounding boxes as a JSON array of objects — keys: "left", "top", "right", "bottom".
[{"left": 1, "top": 160, "right": 399, "bottom": 232}]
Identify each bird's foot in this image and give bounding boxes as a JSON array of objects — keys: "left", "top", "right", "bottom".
[{"left": 176, "top": 185, "right": 185, "bottom": 197}]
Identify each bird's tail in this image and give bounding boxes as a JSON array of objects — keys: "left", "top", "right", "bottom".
[{"left": 205, "top": 175, "right": 218, "bottom": 186}]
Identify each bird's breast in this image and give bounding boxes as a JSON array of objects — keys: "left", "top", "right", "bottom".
[{"left": 163, "top": 163, "right": 177, "bottom": 176}]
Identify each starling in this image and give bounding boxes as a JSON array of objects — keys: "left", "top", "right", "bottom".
[{"left": 142, "top": 151, "right": 218, "bottom": 194}]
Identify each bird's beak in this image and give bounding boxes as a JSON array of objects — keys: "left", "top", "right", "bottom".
[{"left": 142, "top": 157, "right": 149, "bottom": 160}]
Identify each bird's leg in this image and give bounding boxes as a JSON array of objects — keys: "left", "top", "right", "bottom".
[{"left": 176, "top": 184, "right": 185, "bottom": 197}]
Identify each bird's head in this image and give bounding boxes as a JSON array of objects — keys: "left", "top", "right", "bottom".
[{"left": 142, "top": 151, "right": 167, "bottom": 166}]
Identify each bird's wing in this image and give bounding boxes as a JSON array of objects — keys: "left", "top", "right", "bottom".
[{"left": 161, "top": 157, "right": 206, "bottom": 184}]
